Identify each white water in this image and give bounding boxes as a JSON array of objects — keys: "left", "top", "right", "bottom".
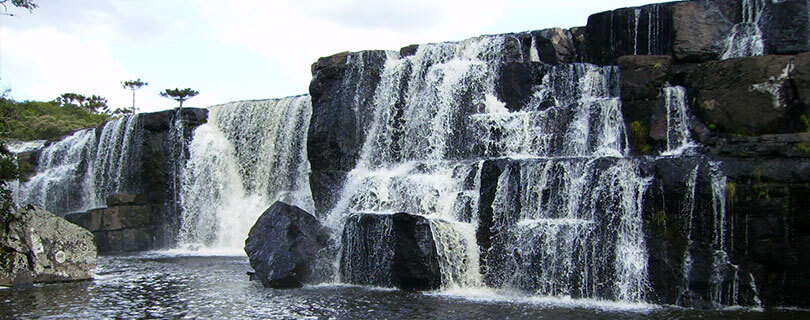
[
  {"left": 178, "top": 97, "right": 314, "bottom": 253},
  {"left": 661, "top": 85, "right": 697, "bottom": 156},
  {"left": 327, "top": 34, "right": 649, "bottom": 303},
  {"left": 721, "top": 0, "right": 766, "bottom": 59},
  {"left": 15, "top": 115, "right": 142, "bottom": 215}
]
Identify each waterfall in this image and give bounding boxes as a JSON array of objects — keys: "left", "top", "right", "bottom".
[
  {"left": 15, "top": 115, "right": 143, "bottom": 215},
  {"left": 661, "top": 85, "right": 696, "bottom": 156},
  {"left": 721, "top": 0, "right": 766, "bottom": 59},
  {"left": 178, "top": 96, "right": 314, "bottom": 252},
  {"left": 327, "top": 33, "right": 648, "bottom": 301}
]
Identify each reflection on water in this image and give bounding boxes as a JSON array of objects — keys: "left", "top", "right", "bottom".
[{"left": 1, "top": 254, "right": 807, "bottom": 319}]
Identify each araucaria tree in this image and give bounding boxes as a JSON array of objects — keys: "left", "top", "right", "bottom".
[
  {"left": 121, "top": 78, "right": 148, "bottom": 113},
  {"left": 160, "top": 88, "right": 198, "bottom": 108},
  {"left": 0, "top": 0, "right": 37, "bottom": 16}
]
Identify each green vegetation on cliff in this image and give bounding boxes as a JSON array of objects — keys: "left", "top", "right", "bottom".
[{"left": 0, "top": 96, "right": 112, "bottom": 141}]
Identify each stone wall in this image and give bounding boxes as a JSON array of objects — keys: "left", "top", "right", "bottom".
[{"left": 65, "top": 193, "right": 156, "bottom": 253}]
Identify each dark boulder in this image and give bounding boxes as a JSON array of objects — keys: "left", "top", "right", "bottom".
[
  {"left": 584, "top": 3, "right": 674, "bottom": 65},
  {"left": 683, "top": 54, "right": 806, "bottom": 136},
  {"left": 617, "top": 55, "right": 673, "bottom": 153},
  {"left": 761, "top": 0, "right": 810, "bottom": 55},
  {"left": 495, "top": 62, "right": 547, "bottom": 112},
  {"left": 244, "top": 201, "right": 332, "bottom": 288},
  {"left": 1, "top": 205, "right": 96, "bottom": 286},
  {"left": 671, "top": 0, "right": 736, "bottom": 61},
  {"left": 339, "top": 212, "right": 441, "bottom": 291}
]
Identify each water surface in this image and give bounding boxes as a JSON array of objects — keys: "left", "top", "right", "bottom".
[{"left": 1, "top": 254, "right": 807, "bottom": 319}]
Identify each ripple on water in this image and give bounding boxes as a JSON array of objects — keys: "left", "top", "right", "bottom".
[{"left": 0, "top": 254, "right": 807, "bottom": 319}]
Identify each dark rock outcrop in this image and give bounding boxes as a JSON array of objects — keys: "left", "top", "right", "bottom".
[
  {"left": 65, "top": 193, "right": 156, "bottom": 253},
  {"left": 244, "top": 201, "right": 332, "bottom": 288},
  {"left": 1, "top": 205, "right": 96, "bottom": 286},
  {"left": 618, "top": 55, "right": 673, "bottom": 153},
  {"left": 308, "top": 51, "right": 390, "bottom": 215},
  {"left": 671, "top": 0, "right": 736, "bottom": 61},
  {"left": 339, "top": 212, "right": 441, "bottom": 291},
  {"left": 139, "top": 108, "right": 208, "bottom": 248},
  {"left": 683, "top": 54, "right": 805, "bottom": 136},
  {"left": 585, "top": 2, "right": 674, "bottom": 65}
]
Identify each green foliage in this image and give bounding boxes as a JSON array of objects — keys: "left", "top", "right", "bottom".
[
  {"left": 797, "top": 142, "right": 810, "bottom": 156},
  {"left": 0, "top": 96, "right": 110, "bottom": 141},
  {"left": 652, "top": 210, "right": 667, "bottom": 228},
  {"left": 628, "top": 121, "right": 650, "bottom": 154},
  {"left": 801, "top": 114, "right": 810, "bottom": 132},
  {"left": 160, "top": 88, "right": 198, "bottom": 108},
  {"left": 55, "top": 93, "right": 110, "bottom": 114},
  {"left": 726, "top": 181, "right": 737, "bottom": 202},
  {"left": 1, "top": 0, "right": 37, "bottom": 16},
  {"left": 707, "top": 123, "right": 717, "bottom": 130},
  {"left": 0, "top": 141, "right": 18, "bottom": 216},
  {"left": 122, "top": 78, "right": 148, "bottom": 113}
]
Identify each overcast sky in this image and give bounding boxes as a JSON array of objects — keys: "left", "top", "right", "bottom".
[{"left": 0, "top": 0, "right": 659, "bottom": 112}]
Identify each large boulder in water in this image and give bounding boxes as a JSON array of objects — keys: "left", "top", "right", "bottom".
[
  {"left": 244, "top": 201, "right": 332, "bottom": 288},
  {"left": 0, "top": 205, "right": 97, "bottom": 286},
  {"left": 339, "top": 212, "right": 441, "bottom": 291}
]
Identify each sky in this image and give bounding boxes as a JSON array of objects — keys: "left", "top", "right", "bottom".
[{"left": 0, "top": 0, "right": 660, "bottom": 113}]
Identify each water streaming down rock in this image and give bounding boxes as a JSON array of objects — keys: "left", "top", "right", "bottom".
[
  {"left": 721, "top": 0, "right": 766, "bottom": 59},
  {"left": 661, "top": 85, "right": 696, "bottom": 156},
  {"left": 15, "top": 115, "right": 143, "bottom": 215},
  {"left": 178, "top": 96, "right": 314, "bottom": 252},
  {"left": 326, "top": 33, "right": 652, "bottom": 301}
]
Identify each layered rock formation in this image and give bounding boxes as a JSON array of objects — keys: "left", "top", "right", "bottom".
[
  {"left": 339, "top": 213, "right": 442, "bottom": 291},
  {"left": 65, "top": 193, "right": 157, "bottom": 253},
  {"left": 0, "top": 205, "right": 96, "bottom": 286}
]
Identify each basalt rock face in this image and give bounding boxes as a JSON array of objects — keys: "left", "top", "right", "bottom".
[
  {"left": 140, "top": 108, "right": 208, "bottom": 248},
  {"left": 244, "top": 201, "right": 332, "bottom": 288},
  {"left": 586, "top": 0, "right": 810, "bottom": 64},
  {"left": 307, "top": 51, "right": 389, "bottom": 215},
  {"left": 339, "top": 212, "right": 441, "bottom": 291},
  {"left": 0, "top": 205, "right": 96, "bottom": 286},
  {"left": 65, "top": 193, "right": 156, "bottom": 253},
  {"left": 585, "top": 2, "right": 675, "bottom": 65},
  {"left": 15, "top": 108, "right": 208, "bottom": 252}
]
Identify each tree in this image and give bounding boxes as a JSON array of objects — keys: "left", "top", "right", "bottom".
[
  {"left": 0, "top": 141, "right": 18, "bottom": 217},
  {"left": 160, "top": 88, "right": 198, "bottom": 108},
  {"left": 1, "top": 0, "right": 37, "bottom": 16},
  {"left": 55, "top": 93, "right": 109, "bottom": 114},
  {"left": 121, "top": 78, "right": 148, "bottom": 113}
]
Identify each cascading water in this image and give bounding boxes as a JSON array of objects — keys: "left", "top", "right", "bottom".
[
  {"left": 327, "top": 33, "right": 649, "bottom": 302},
  {"left": 178, "top": 96, "right": 314, "bottom": 252},
  {"left": 721, "top": 0, "right": 766, "bottom": 59},
  {"left": 15, "top": 115, "right": 143, "bottom": 215},
  {"left": 661, "top": 85, "right": 696, "bottom": 156}
]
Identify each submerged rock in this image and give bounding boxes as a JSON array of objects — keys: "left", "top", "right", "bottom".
[
  {"left": 339, "top": 212, "right": 441, "bottom": 291},
  {"left": 244, "top": 201, "right": 332, "bottom": 288},
  {"left": 0, "top": 205, "right": 96, "bottom": 286}
]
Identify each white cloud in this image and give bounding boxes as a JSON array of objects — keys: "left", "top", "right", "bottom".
[{"left": 0, "top": 27, "right": 133, "bottom": 109}]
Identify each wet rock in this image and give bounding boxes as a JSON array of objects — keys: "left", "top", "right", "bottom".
[
  {"left": 245, "top": 201, "right": 332, "bottom": 288},
  {"left": 585, "top": 3, "right": 674, "bottom": 65},
  {"left": 517, "top": 28, "right": 578, "bottom": 64},
  {"left": 683, "top": 54, "right": 805, "bottom": 135},
  {"left": 496, "top": 62, "right": 547, "bottom": 112},
  {"left": 105, "top": 193, "right": 148, "bottom": 207},
  {"left": 761, "top": 0, "right": 810, "bottom": 54},
  {"left": 339, "top": 212, "right": 441, "bottom": 291},
  {"left": 65, "top": 196, "right": 156, "bottom": 253},
  {"left": 308, "top": 50, "right": 390, "bottom": 216},
  {"left": 617, "top": 55, "right": 672, "bottom": 153},
  {"left": 0, "top": 205, "right": 96, "bottom": 286},
  {"left": 671, "top": 0, "right": 736, "bottom": 61}
]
